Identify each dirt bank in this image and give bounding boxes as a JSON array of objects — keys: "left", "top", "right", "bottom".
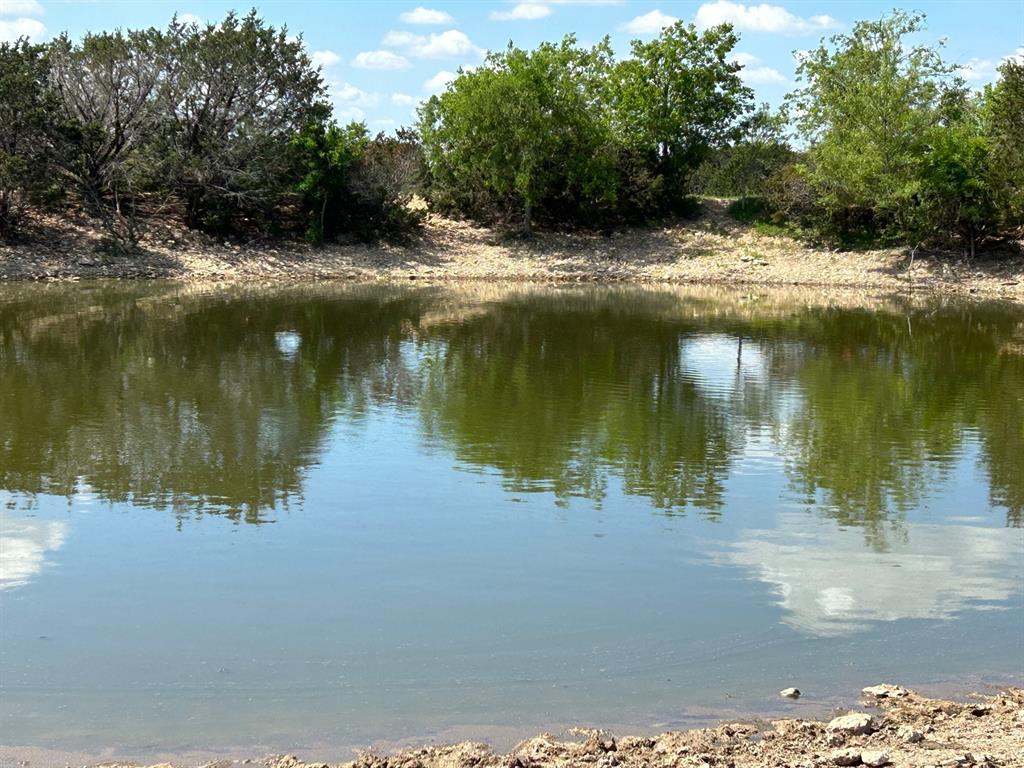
[{"left": 1, "top": 202, "right": 1022, "bottom": 301}]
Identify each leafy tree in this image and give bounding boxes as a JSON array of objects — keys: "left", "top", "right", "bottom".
[
  {"left": 48, "top": 28, "right": 167, "bottom": 244},
  {"left": 155, "top": 11, "right": 327, "bottom": 232},
  {"left": 293, "top": 116, "right": 369, "bottom": 243},
  {"left": 0, "top": 39, "right": 56, "bottom": 238},
  {"left": 916, "top": 119, "right": 997, "bottom": 257},
  {"left": 689, "top": 104, "right": 797, "bottom": 197},
  {"left": 983, "top": 60, "right": 1024, "bottom": 229},
  {"left": 610, "top": 21, "right": 752, "bottom": 200},
  {"left": 420, "top": 36, "right": 617, "bottom": 232},
  {"left": 788, "top": 10, "right": 960, "bottom": 241}
]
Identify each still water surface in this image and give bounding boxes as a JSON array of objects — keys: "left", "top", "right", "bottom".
[{"left": 0, "top": 282, "right": 1022, "bottom": 755}]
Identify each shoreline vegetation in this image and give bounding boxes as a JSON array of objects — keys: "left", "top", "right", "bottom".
[
  {"left": 1, "top": 10, "right": 1022, "bottom": 269},
  {"left": 1, "top": 684, "right": 1021, "bottom": 768},
  {"left": 1, "top": 201, "right": 1021, "bottom": 300}
]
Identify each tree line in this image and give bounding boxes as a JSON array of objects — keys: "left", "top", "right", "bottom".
[
  {"left": 0, "top": 11, "right": 422, "bottom": 246},
  {"left": 0, "top": 9, "right": 1021, "bottom": 254}
]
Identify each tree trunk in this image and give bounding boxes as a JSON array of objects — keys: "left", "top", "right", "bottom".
[{"left": 523, "top": 199, "right": 533, "bottom": 236}]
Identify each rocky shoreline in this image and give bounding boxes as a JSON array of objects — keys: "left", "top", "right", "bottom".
[
  {"left": 3, "top": 685, "right": 1020, "bottom": 768},
  {"left": 283, "top": 685, "right": 1023, "bottom": 768},
  {"left": 1, "top": 206, "right": 1022, "bottom": 301}
]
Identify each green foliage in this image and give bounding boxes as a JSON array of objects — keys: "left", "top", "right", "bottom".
[
  {"left": 983, "top": 60, "right": 1024, "bottom": 229},
  {"left": 611, "top": 22, "right": 753, "bottom": 198},
  {"left": 689, "top": 105, "right": 797, "bottom": 196},
  {"left": 420, "top": 23, "right": 751, "bottom": 231},
  {"left": 0, "top": 39, "right": 57, "bottom": 238},
  {"left": 293, "top": 118, "right": 370, "bottom": 243},
  {"left": 155, "top": 11, "right": 328, "bottom": 232},
  {"left": 727, "top": 195, "right": 771, "bottom": 223},
  {"left": 420, "top": 36, "right": 617, "bottom": 232},
  {"left": 294, "top": 121, "right": 425, "bottom": 243},
  {"left": 914, "top": 120, "right": 997, "bottom": 255},
  {"left": 789, "top": 10, "right": 960, "bottom": 241}
]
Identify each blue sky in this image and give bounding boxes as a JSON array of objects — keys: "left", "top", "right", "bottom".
[{"left": 2, "top": 0, "right": 1022, "bottom": 130}]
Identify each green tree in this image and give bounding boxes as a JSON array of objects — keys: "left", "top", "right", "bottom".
[
  {"left": 789, "top": 10, "right": 959, "bottom": 241},
  {"left": 292, "top": 116, "right": 369, "bottom": 244},
  {"left": 155, "top": 11, "right": 327, "bottom": 232},
  {"left": 916, "top": 119, "right": 997, "bottom": 257},
  {"left": 420, "top": 36, "right": 616, "bottom": 232},
  {"left": 983, "top": 59, "right": 1024, "bottom": 228},
  {"left": 689, "top": 104, "right": 796, "bottom": 197},
  {"left": 610, "top": 21, "right": 752, "bottom": 200},
  {"left": 0, "top": 39, "right": 56, "bottom": 238},
  {"left": 48, "top": 28, "right": 167, "bottom": 245}
]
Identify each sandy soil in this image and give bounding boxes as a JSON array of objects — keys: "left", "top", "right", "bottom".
[
  {"left": 3, "top": 685, "right": 1019, "bottom": 768},
  {"left": 1, "top": 202, "right": 1021, "bottom": 301}
]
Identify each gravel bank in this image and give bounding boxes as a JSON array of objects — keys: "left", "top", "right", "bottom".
[{"left": 1, "top": 204, "right": 1022, "bottom": 301}]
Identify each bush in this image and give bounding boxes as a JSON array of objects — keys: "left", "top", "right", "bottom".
[
  {"left": 0, "top": 39, "right": 57, "bottom": 239},
  {"left": 726, "top": 196, "right": 771, "bottom": 223}
]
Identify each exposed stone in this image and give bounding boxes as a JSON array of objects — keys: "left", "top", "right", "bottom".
[
  {"left": 897, "top": 725, "right": 924, "bottom": 743},
  {"left": 780, "top": 687, "right": 802, "bottom": 699},
  {"left": 826, "top": 713, "right": 876, "bottom": 736},
  {"left": 830, "top": 748, "right": 862, "bottom": 766},
  {"left": 860, "top": 750, "right": 890, "bottom": 767},
  {"left": 861, "top": 684, "right": 909, "bottom": 699}
]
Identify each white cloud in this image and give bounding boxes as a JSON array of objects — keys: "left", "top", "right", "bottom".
[
  {"left": 730, "top": 52, "right": 787, "bottom": 85},
  {"left": 695, "top": 1, "right": 841, "bottom": 36},
  {"left": 176, "top": 12, "right": 203, "bottom": 26},
  {"left": 391, "top": 92, "right": 417, "bottom": 106},
  {"left": 0, "top": 15, "right": 43, "bottom": 39},
  {"left": 0, "top": 0, "right": 43, "bottom": 16},
  {"left": 335, "top": 106, "right": 366, "bottom": 122},
  {"left": 330, "top": 81, "right": 380, "bottom": 107},
  {"left": 424, "top": 69, "right": 458, "bottom": 92},
  {"left": 400, "top": 6, "right": 455, "bottom": 24},
  {"left": 383, "top": 29, "right": 423, "bottom": 47},
  {"left": 962, "top": 49, "right": 1024, "bottom": 83},
  {"left": 412, "top": 29, "right": 484, "bottom": 58},
  {"left": 352, "top": 49, "right": 412, "bottom": 70},
  {"left": 311, "top": 50, "right": 341, "bottom": 68},
  {"left": 620, "top": 9, "right": 678, "bottom": 34},
  {"left": 491, "top": 3, "right": 552, "bottom": 21}
]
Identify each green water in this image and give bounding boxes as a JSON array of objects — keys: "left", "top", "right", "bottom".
[{"left": 0, "top": 282, "right": 1021, "bottom": 757}]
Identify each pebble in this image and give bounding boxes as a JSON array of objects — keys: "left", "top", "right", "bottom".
[
  {"left": 826, "top": 713, "right": 876, "bottom": 735},
  {"left": 780, "top": 687, "right": 802, "bottom": 699},
  {"left": 861, "top": 750, "right": 891, "bottom": 767}
]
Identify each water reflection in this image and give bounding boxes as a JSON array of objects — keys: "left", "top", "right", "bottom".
[
  {"left": 0, "top": 283, "right": 1021, "bottom": 532},
  {"left": 0, "top": 511, "right": 66, "bottom": 591},
  {"left": 720, "top": 513, "right": 1023, "bottom": 636}
]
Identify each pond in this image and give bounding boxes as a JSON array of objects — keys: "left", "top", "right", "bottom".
[{"left": 0, "top": 282, "right": 1021, "bottom": 758}]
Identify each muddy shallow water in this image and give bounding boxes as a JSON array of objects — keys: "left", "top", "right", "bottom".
[{"left": 0, "top": 282, "right": 1021, "bottom": 759}]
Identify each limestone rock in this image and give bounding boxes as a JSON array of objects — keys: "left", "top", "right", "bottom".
[
  {"left": 861, "top": 750, "right": 891, "bottom": 767},
  {"left": 861, "top": 684, "right": 909, "bottom": 699},
  {"left": 780, "top": 687, "right": 802, "bottom": 699},
  {"left": 896, "top": 725, "right": 924, "bottom": 743},
  {"left": 830, "top": 748, "right": 862, "bottom": 766},
  {"left": 826, "top": 712, "right": 876, "bottom": 735}
]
